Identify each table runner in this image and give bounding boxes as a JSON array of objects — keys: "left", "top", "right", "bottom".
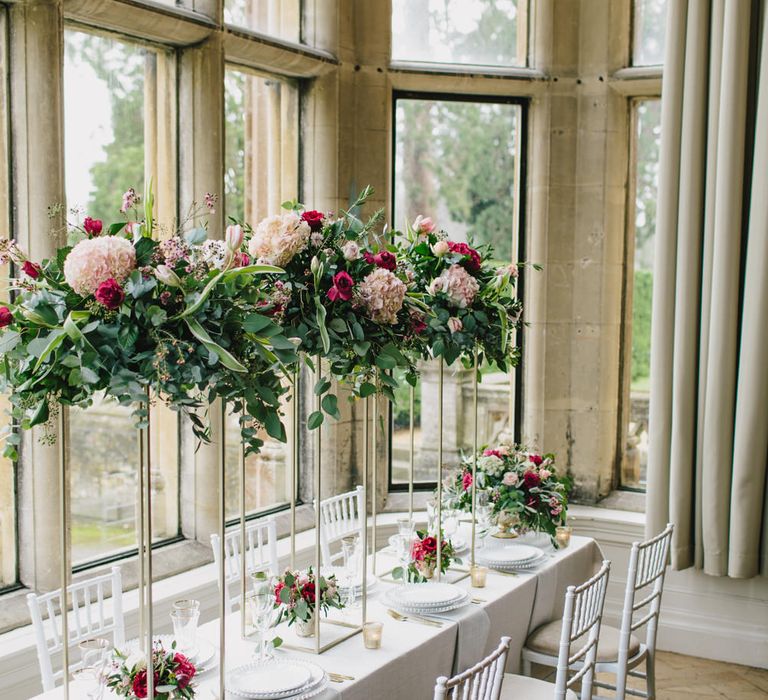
[{"left": 31, "top": 536, "right": 602, "bottom": 700}]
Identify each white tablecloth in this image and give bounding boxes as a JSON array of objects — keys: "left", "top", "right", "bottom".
[{"left": 32, "top": 536, "right": 602, "bottom": 700}]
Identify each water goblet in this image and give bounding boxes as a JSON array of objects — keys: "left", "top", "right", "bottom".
[
  {"left": 396, "top": 517, "right": 413, "bottom": 539},
  {"left": 246, "top": 591, "right": 275, "bottom": 662},
  {"left": 171, "top": 606, "right": 200, "bottom": 656},
  {"left": 249, "top": 566, "right": 274, "bottom": 596},
  {"left": 341, "top": 534, "right": 361, "bottom": 607},
  {"left": 77, "top": 637, "right": 111, "bottom": 700},
  {"left": 72, "top": 667, "right": 105, "bottom": 700}
]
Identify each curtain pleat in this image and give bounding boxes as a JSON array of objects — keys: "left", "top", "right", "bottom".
[
  {"left": 646, "top": 0, "right": 767, "bottom": 579},
  {"left": 728, "top": 2, "right": 768, "bottom": 579}
]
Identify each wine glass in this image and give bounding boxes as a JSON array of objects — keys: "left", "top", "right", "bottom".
[
  {"left": 395, "top": 533, "right": 413, "bottom": 583},
  {"left": 475, "top": 491, "right": 493, "bottom": 548},
  {"left": 246, "top": 591, "right": 275, "bottom": 662},
  {"left": 442, "top": 508, "right": 459, "bottom": 540},
  {"left": 77, "top": 637, "right": 111, "bottom": 700},
  {"left": 341, "top": 534, "right": 360, "bottom": 607}
]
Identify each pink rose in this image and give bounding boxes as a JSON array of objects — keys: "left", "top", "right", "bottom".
[
  {"left": 462, "top": 471, "right": 473, "bottom": 491},
  {"left": 413, "top": 215, "right": 436, "bottom": 233},
  {"left": 447, "top": 317, "right": 462, "bottom": 334},
  {"left": 432, "top": 240, "right": 450, "bottom": 256},
  {"left": 483, "top": 449, "right": 503, "bottom": 458},
  {"left": 173, "top": 653, "right": 196, "bottom": 689},
  {"left": 234, "top": 252, "right": 250, "bottom": 267},
  {"left": 538, "top": 468, "right": 551, "bottom": 480},
  {"left": 83, "top": 217, "right": 102, "bottom": 236},
  {"left": 502, "top": 471, "right": 518, "bottom": 486},
  {"left": 94, "top": 278, "right": 125, "bottom": 310},
  {"left": 328, "top": 271, "right": 354, "bottom": 302}
]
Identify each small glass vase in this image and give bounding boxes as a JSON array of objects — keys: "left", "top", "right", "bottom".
[
  {"left": 493, "top": 510, "right": 520, "bottom": 539},
  {"left": 416, "top": 561, "right": 436, "bottom": 580},
  {"left": 295, "top": 612, "right": 316, "bottom": 638}
]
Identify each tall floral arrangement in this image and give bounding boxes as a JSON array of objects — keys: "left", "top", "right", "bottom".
[
  {"left": 449, "top": 444, "right": 570, "bottom": 539},
  {"left": 396, "top": 215, "right": 527, "bottom": 369},
  {"left": 240, "top": 187, "right": 425, "bottom": 426},
  {"left": 0, "top": 185, "right": 297, "bottom": 457}
]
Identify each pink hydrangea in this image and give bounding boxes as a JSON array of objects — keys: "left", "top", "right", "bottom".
[
  {"left": 356, "top": 268, "right": 406, "bottom": 324},
  {"left": 248, "top": 212, "right": 310, "bottom": 267},
  {"left": 63, "top": 236, "right": 136, "bottom": 296},
  {"left": 428, "top": 264, "right": 479, "bottom": 309}
]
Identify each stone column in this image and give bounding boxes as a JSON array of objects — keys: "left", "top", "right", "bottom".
[
  {"left": 10, "top": 0, "right": 67, "bottom": 592},
  {"left": 178, "top": 31, "right": 225, "bottom": 541},
  {"left": 523, "top": 0, "right": 630, "bottom": 501}
]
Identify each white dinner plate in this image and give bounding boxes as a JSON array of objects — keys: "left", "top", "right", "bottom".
[
  {"left": 477, "top": 544, "right": 542, "bottom": 565},
  {"left": 227, "top": 659, "right": 312, "bottom": 698},
  {"left": 227, "top": 658, "right": 328, "bottom": 700},
  {"left": 385, "top": 582, "right": 465, "bottom": 610},
  {"left": 391, "top": 589, "right": 472, "bottom": 615}
]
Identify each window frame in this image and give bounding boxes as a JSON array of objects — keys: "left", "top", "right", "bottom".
[{"left": 387, "top": 89, "right": 529, "bottom": 493}]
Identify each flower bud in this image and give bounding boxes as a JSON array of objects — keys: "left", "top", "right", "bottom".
[
  {"left": 225, "top": 224, "right": 244, "bottom": 251},
  {"left": 155, "top": 264, "right": 181, "bottom": 287}
]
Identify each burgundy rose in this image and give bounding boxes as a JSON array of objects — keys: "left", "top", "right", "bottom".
[
  {"left": 131, "top": 669, "right": 159, "bottom": 699},
  {"left": 327, "top": 271, "right": 354, "bottom": 302},
  {"left": 363, "top": 251, "right": 375, "bottom": 265},
  {"left": 21, "top": 261, "right": 41, "bottom": 279},
  {"left": 526, "top": 495, "right": 539, "bottom": 508},
  {"left": 410, "top": 315, "right": 427, "bottom": 334},
  {"left": 0, "top": 307, "right": 12, "bottom": 328},
  {"left": 301, "top": 210, "right": 324, "bottom": 232},
  {"left": 301, "top": 582, "right": 316, "bottom": 604},
  {"left": 94, "top": 278, "right": 125, "bottom": 310},
  {"left": 234, "top": 252, "right": 250, "bottom": 267},
  {"left": 173, "top": 653, "right": 196, "bottom": 689},
  {"left": 523, "top": 470, "right": 541, "bottom": 489},
  {"left": 483, "top": 448, "right": 503, "bottom": 458},
  {"left": 83, "top": 217, "right": 103, "bottom": 236},
  {"left": 421, "top": 536, "right": 438, "bottom": 554},
  {"left": 373, "top": 251, "right": 397, "bottom": 271},
  {"left": 529, "top": 454, "right": 543, "bottom": 466},
  {"left": 448, "top": 241, "right": 481, "bottom": 273}
]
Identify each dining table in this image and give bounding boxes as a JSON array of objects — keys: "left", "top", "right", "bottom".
[{"left": 32, "top": 534, "right": 603, "bottom": 700}]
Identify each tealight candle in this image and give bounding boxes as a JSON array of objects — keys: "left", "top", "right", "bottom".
[
  {"left": 470, "top": 565, "right": 488, "bottom": 588},
  {"left": 362, "top": 621, "right": 383, "bottom": 649},
  {"left": 555, "top": 526, "right": 573, "bottom": 549}
]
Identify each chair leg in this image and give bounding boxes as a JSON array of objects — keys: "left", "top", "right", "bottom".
[
  {"left": 522, "top": 656, "right": 532, "bottom": 676},
  {"left": 645, "top": 653, "right": 656, "bottom": 700}
]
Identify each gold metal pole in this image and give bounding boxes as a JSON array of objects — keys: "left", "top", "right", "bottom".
[
  {"left": 240, "top": 414, "right": 247, "bottom": 639},
  {"left": 436, "top": 359, "right": 444, "bottom": 582},
  {"left": 471, "top": 348, "right": 479, "bottom": 567},
  {"left": 137, "top": 419, "right": 145, "bottom": 651},
  {"left": 142, "top": 388, "right": 153, "bottom": 700},
  {"left": 219, "top": 402, "right": 226, "bottom": 700},
  {"left": 314, "top": 356, "right": 322, "bottom": 650},
  {"left": 408, "top": 384, "right": 414, "bottom": 524},
  {"left": 361, "top": 396, "right": 369, "bottom": 625},
  {"left": 372, "top": 374, "right": 378, "bottom": 576},
  {"left": 290, "top": 367, "right": 299, "bottom": 570},
  {"left": 58, "top": 408, "right": 69, "bottom": 699}
]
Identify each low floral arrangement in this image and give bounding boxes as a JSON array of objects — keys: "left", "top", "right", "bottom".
[
  {"left": 0, "top": 185, "right": 297, "bottom": 457},
  {"left": 238, "top": 187, "right": 425, "bottom": 426},
  {"left": 107, "top": 642, "right": 196, "bottom": 699},
  {"left": 395, "top": 216, "right": 528, "bottom": 369},
  {"left": 273, "top": 567, "right": 344, "bottom": 627},
  {"left": 451, "top": 444, "right": 570, "bottom": 540},
  {"left": 392, "top": 529, "right": 459, "bottom": 582}
]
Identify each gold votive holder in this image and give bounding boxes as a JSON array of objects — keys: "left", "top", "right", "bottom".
[
  {"left": 362, "top": 621, "right": 383, "bottom": 649},
  {"left": 555, "top": 526, "right": 573, "bottom": 549},
  {"left": 470, "top": 565, "right": 488, "bottom": 588}
]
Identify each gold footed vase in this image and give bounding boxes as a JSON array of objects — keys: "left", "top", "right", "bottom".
[{"left": 493, "top": 510, "right": 520, "bottom": 539}]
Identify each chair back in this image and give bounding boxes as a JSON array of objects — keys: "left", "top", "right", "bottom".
[
  {"left": 618, "top": 523, "right": 673, "bottom": 668},
  {"left": 210, "top": 516, "right": 279, "bottom": 613},
  {"left": 26, "top": 566, "right": 125, "bottom": 692},
  {"left": 317, "top": 486, "right": 365, "bottom": 564},
  {"left": 554, "top": 559, "right": 611, "bottom": 700},
  {"left": 433, "top": 636, "right": 511, "bottom": 700}
]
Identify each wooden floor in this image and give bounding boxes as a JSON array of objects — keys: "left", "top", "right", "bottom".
[{"left": 534, "top": 650, "right": 768, "bottom": 699}]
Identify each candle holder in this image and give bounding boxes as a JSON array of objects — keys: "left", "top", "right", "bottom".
[
  {"left": 555, "top": 526, "right": 573, "bottom": 549},
  {"left": 470, "top": 565, "right": 488, "bottom": 588},
  {"left": 362, "top": 621, "right": 383, "bottom": 649}
]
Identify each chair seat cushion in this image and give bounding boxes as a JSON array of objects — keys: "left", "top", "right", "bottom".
[
  {"left": 500, "top": 673, "right": 578, "bottom": 700},
  {"left": 525, "top": 620, "right": 642, "bottom": 663}
]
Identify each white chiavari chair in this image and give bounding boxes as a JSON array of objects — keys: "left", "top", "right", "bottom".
[
  {"left": 502, "top": 560, "right": 611, "bottom": 700},
  {"left": 434, "top": 636, "right": 512, "bottom": 700},
  {"left": 210, "top": 516, "right": 279, "bottom": 613},
  {"left": 26, "top": 565, "right": 125, "bottom": 692},
  {"left": 523, "top": 525, "right": 673, "bottom": 700},
  {"left": 316, "top": 485, "right": 365, "bottom": 565}
]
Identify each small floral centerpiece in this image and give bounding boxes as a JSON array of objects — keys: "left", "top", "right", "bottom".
[
  {"left": 239, "top": 187, "right": 425, "bottom": 427},
  {"left": 107, "top": 643, "right": 196, "bottom": 699},
  {"left": 392, "top": 529, "right": 459, "bottom": 582},
  {"left": 273, "top": 567, "right": 344, "bottom": 637},
  {"left": 396, "top": 215, "right": 529, "bottom": 369},
  {"left": 451, "top": 444, "right": 570, "bottom": 541},
  {"left": 0, "top": 185, "right": 297, "bottom": 457}
]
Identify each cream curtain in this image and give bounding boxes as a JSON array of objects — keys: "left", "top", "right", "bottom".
[{"left": 646, "top": 0, "right": 768, "bottom": 578}]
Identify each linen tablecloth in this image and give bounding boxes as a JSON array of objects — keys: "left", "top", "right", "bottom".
[{"left": 30, "top": 536, "right": 602, "bottom": 700}]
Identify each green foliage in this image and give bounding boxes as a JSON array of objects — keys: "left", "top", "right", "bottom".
[{"left": 631, "top": 268, "right": 653, "bottom": 385}]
